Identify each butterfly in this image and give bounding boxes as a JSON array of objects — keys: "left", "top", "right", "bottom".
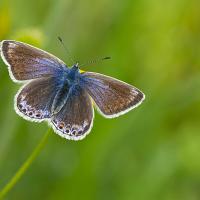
[{"left": 0, "top": 40, "right": 145, "bottom": 140}]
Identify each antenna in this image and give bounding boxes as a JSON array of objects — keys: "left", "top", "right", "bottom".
[
  {"left": 79, "top": 56, "right": 111, "bottom": 67},
  {"left": 57, "top": 36, "right": 75, "bottom": 64}
]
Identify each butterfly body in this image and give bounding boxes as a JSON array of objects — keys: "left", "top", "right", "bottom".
[
  {"left": 51, "top": 64, "right": 81, "bottom": 115},
  {"left": 0, "top": 40, "right": 145, "bottom": 140}
]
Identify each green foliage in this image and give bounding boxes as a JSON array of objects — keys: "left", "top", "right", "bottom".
[{"left": 0, "top": 0, "right": 200, "bottom": 199}]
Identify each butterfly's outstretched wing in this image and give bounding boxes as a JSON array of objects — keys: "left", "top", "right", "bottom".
[
  {"left": 15, "top": 76, "right": 61, "bottom": 122},
  {"left": 51, "top": 85, "right": 94, "bottom": 140},
  {"left": 81, "top": 72, "right": 145, "bottom": 118},
  {"left": 0, "top": 40, "right": 67, "bottom": 82}
]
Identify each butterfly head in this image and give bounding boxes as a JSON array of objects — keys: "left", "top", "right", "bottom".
[
  {"left": 65, "top": 63, "right": 81, "bottom": 83},
  {"left": 70, "top": 62, "right": 79, "bottom": 73}
]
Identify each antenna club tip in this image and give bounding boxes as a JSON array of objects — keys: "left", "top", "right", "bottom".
[
  {"left": 103, "top": 56, "right": 111, "bottom": 60},
  {"left": 57, "top": 36, "right": 62, "bottom": 42}
]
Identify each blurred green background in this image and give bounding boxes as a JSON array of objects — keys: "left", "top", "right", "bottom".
[{"left": 1, "top": 0, "right": 200, "bottom": 199}]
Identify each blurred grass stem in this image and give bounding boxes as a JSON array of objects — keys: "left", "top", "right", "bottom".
[{"left": 0, "top": 129, "right": 51, "bottom": 199}]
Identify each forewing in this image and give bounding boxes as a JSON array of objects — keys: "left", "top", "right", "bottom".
[
  {"left": 51, "top": 86, "right": 94, "bottom": 141},
  {"left": 82, "top": 72, "right": 145, "bottom": 118},
  {"left": 0, "top": 40, "right": 67, "bottom": 82},
  {"left": 15, "top": 77, "right": 60, "bottom": 122}
]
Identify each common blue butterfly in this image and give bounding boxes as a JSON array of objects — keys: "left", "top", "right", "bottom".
[{"left": 0, "top": 40, "right": 145, "bottom": 140}]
